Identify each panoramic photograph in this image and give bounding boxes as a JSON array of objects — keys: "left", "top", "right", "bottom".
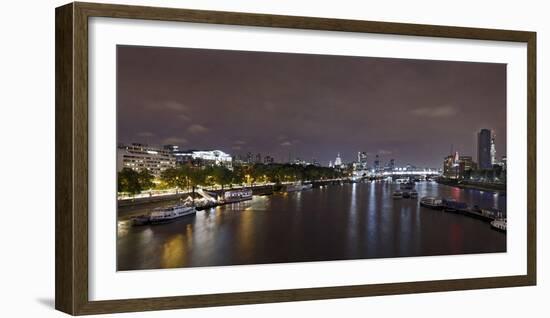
[{"left": 116, "top": 45, "right": 507, "bottom": 271}]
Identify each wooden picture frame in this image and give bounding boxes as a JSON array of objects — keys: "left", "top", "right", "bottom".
[{"left": 55, "top": 2, "right": 536, "bottom": 315}]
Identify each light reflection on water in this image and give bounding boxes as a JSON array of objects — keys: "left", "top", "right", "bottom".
[
  {"left": 117, "top": 182, "right": 506, "bottom": 271},
  {"left": 161, "top": 234, "right": 186, "bottom": 268}
]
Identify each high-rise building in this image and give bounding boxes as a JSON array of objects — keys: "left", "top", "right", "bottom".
[
  {"left": 358, "top": 151, "right": 367, "bottom": 164},
  {"left": 374, "top": 154, "right": 380, "bottom": 171},
  {"left": 355, "top": 151, "right": 368, "bottom": 170},
  {"left": 477, "top": 129, "right": 492, "bottom": 169},
  {"left": 490, "top": 134, "right": 497, "bottom": 165}
]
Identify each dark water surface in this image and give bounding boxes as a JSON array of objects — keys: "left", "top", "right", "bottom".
[{"left": 117, "top": 181, "right": 506, "bottom": 271}]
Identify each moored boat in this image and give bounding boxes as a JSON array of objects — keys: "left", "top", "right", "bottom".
[
  {"left": 149, "top": 204, "right": 196, "bottom": 224},
  {"left": 194, "top": 197, "right": 217, "bottom": 210},
  {"left": 409, "top": 190, "right": 418, "bottom": 198},
  {"left": 442, "top": 198, "right": 468, "bottom": 212},
  {"left": 222, "top": 189, "right": 253, "bottom": 203},
  {"left": 419, "top": 196, "right": 443, "bottom": 209},
  {"left": 490, "top": 218, "right": 507, "bottom": 232},
  {"left": 392, "top": 190, "right": 403, "bottom": 199},
  {"left": 286, "top": 183, "right": 312, "bottom": 192},
  {"left": 481, "top": 207, "right": 504, "bottom": 219},
  {"left": 131, "top": 214, "right": 151, "bottom": 226},
  {"left": 399, "top": 182, "right": 415, "bottom": 199}
]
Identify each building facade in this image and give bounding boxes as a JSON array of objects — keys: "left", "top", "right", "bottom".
[
  {"left": 357, "top": 151, "right": 368, "bottom": 167},
  {"left": 263, "top": 155, "right": 275, "bottom": 164},
  {"left": 458, "top": 155, "right": 474, "bottom": 178},
  {"left": 334, "top": 153, "right": 342, "bottom": 168},
  {"left": 490, "top": 134, "right": 497, "bottom": 165},
  {"left": 167, "top": 147, "right": 233, "bottom": 169},
  {"left": 443, "top": 152, "right": 460, "bottom": 178},
  {"left": 477, "top": 129, "right": 492, "bottom": 169},
  {"left": 117, "top": 143, "right": 176, "bottom": 177},
  {"left": 443, "top": 152, "right": 476, "bottom": 179}
]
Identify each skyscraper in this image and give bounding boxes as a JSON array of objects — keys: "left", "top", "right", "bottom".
[
  {"left": 374, "top": 154, "right": 380, "bottom": 171},
  {"left": 478, "top": 129, "right": 492, "bottom": 169},
  {"left": 357, "top": 151, "right": 368, "bottom": 169},
  {"left": 490, "top": 134, "right": 497, "bottom": 165}
]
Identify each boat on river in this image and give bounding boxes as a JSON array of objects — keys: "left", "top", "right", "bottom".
[
  {"left": 420, "top": 196, "right": 443, "bottom": 209},
  {"left": 399, "top": 182, "right": 415, "bottom": 199},
  {"left": 149, "top": 204, "right": 196, "bottom": 224},
  {"left": 481, "top": 207, "right": 504, "bottom": 219},
  {"left": 194, "top": 197, "right": 217, "bottom": 210},
  {"left": 490, "top": 218, "right": 507, "bottom": 232},
  {"left": 442, "top": 198, "right": 468, "bottom": 213},
  {"left": 222, "top": 189, "right": 253, "bottom": 203},
  {"left": 130, "top": 197, "right": 197, "bottom": 226},
  {"left": 131, "top": 214, "right": 151, "bottom": 226},
  {"left": 392, "top": 190, "right": 403, "bottom": 199},
  {"left": 285, "top": 183, "right": 313, "bottom": 192}
]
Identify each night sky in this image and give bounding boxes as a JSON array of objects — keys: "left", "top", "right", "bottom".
[{"left": 117, "top": 45, "right": 506, "bottom": 168}]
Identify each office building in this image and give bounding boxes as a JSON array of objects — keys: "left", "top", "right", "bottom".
[
  {"left": 490, "top": 134, "right": 497, "bottom": 165},
  {"left": 117, "top": 143, "right": 176, "bottom": 177},
  {"left": 374, "top": 154, "right": 380, "bottom": 171},
  {"left": 443, "top": 152, "right": 459, "bottom": 178},
  {"left": 458, "top": 155, "right": 474, "bottom": 178},
  {"left": 477, "top": 129, "right": 492, "bottom": 169}
]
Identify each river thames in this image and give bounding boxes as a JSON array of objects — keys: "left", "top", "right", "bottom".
[{"left": 117, "top": 181, "right": 506, "bottom": 271}]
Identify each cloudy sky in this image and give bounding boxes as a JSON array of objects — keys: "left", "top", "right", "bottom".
[{"left": 117, "top": 45, "right": 506, "bottom": 168}]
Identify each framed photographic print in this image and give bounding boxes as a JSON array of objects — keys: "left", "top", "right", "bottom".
[{"left": 55, "top": 2, "right": 536, "bottom": 315}]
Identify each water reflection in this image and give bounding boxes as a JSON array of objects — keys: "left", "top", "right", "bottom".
[
  {"left": 237, "top": 210, "right": 255, "bottom": 262},
  {"left": 117, "top": 182, "right": 506, "bottom": 271},
  {"left": 161, "top": 234, "right": 186, "bottom": 268}
]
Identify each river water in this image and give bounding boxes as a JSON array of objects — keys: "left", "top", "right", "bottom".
[{"left": 117, "top": 181, "right": 506, "bottom": 271}]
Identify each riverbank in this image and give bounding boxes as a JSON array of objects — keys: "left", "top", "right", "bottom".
[
  {"left": 118, "top": 179, "right": 350, "bottom": 208},
  {"left": 437, "top": 178, "right": 506, "bottom": 193}
]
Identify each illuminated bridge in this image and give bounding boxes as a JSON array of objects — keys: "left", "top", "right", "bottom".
[{"left": 352, "top": 168, "right": 441, "bottom": 180}]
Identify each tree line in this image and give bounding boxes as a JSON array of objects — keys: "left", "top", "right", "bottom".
[{"left": 118, "top": 163, "right": 345, "bottom": 195}]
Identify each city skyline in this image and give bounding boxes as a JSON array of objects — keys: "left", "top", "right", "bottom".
[
  {"left": 119, "top": 137, "right": 501, "bottom": 170},
  {"left": 117, "top": 45, "right": 506, "bottom": 168}
]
